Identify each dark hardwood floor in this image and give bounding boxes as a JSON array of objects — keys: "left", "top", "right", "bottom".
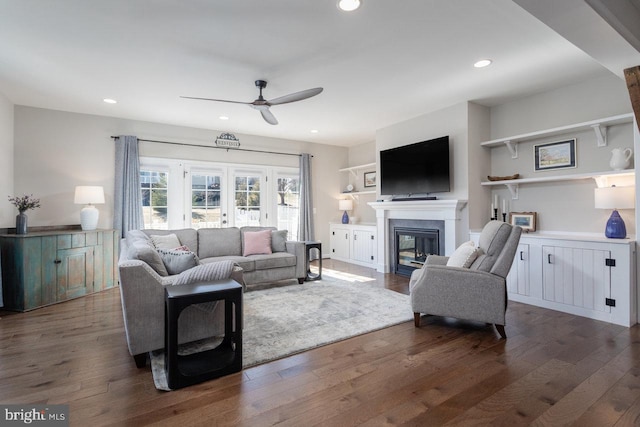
[{"left": 1, "top": 259, "right": 640, "bottom": 426}]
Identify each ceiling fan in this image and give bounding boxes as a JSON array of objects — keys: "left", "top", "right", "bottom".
[{"left": 181, "top": 80, "right": 323, "bottom": 125}]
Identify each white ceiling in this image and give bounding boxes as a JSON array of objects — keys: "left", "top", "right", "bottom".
[{"left": 0, "top": 0, "right": 635, "bottom": 147}]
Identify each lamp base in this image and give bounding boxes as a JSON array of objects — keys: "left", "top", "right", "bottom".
[
  {"left": 80, "top": 205, "right": 100, "bottom": 231},
  {"left": 605, "top": 209, "right": 626, "bottom": 239},
  {"left": 341, "top": 210, "right": 349, "bottom": 224}
]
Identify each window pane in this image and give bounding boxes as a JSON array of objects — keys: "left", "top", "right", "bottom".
[
  {"left": 140, "top": 170, "right": 168, "bottom": 230},
  {"left": 235, "top": 175, "right": 261, "bottom": 227},
  {"left": 191, "top": 173, "right": 223, "bottom": 229},
  {"left": 276, "top": 176, "right": 300, "bottom": 241}
]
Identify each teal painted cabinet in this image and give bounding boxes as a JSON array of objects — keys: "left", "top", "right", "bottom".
[{"left": 0, "top": 229, "right": 118, "bottom": 311}]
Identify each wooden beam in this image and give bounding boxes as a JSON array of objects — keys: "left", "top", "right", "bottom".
[{"left": 624, "top": 65, "right": 640, "bottom": 132}]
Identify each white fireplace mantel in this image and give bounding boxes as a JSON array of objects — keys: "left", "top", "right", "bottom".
[{"left": 368, "top": 199, "right": 468, "bottom": 273}]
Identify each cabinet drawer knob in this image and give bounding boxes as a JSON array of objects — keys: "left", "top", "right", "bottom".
[{"left": 54, "top": 259, "right": 62, "bottom": 264}]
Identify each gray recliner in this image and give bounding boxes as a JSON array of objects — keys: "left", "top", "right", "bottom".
[{"left": 410, "top": 221, "right": 522, "bottom": 338}]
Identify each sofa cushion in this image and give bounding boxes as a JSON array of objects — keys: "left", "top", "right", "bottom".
[
  {"left": 157, "top": 248, "right": 200, "bottom": 275},
  {"left": 143, "top": 229, "right": 198, "bottom": 254},
  {"left": 249, "top": 252, "right": 297, "bottom": 270},
  {"left": 198, "top": 227, "right": 242, "bottom": 258},
  {"left": 243, "top": 229, "right": 273, "bottom": 256},
  {"left": 470, "top": 222, "right": 512, "bottom": 272},
  {"left": 271, "top": 230, "right": 288, "bottom": 252},
  {"left": 200, "top": 255, "right": 255, "bottom": 272},
  {"left": 150, "top": 233, "right": 181, "bottom": 250}
]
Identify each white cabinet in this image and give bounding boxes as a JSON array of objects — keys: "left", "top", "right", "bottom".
[
  {"left": 541, "top": 245, "right": 609, "bottom": 313},
  {"left": 329, "top": 223, "right": 377, "bottom": 267},
  {"left": 507, "top": 243, "right": 530, "bottom": 297},
  {"left": 473, "top": 231, "right": 636, "bottom": 327},
  {"left": 330, "top": 225, "right": 351, "bottom": 260}
]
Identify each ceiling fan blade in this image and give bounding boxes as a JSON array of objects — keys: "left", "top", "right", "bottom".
[
  {"left": 268, "top": 87, "right": 323, "bottom": 105},
  {"left": 260, "top": 108, "right": 278, "bottom": 125},
  {"left": 180, "top": 96, "right": 250, "bottom": 105}
]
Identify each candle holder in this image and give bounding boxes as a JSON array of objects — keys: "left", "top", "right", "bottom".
[
  {"left": 502, "top": 213, "right": 507, "bottom": 222},
  {"left": 493, "top": 208, "right": 498, "bottom": 221}
]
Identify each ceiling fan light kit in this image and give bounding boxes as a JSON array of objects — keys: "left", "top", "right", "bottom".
[{"left": 181, "top": 79, "right": 323, "bottom": 125}]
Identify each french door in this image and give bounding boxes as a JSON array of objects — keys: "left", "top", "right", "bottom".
[{"left": 141, "top": 158, "right": 297, "bottom": 232}]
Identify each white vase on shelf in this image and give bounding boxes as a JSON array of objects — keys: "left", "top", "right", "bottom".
[{"left": 609, "top": 148, "right": 632, "bottom": 170}]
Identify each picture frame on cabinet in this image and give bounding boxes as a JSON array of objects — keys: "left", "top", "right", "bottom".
[
  {"left": 364, "top": 171, "right": 376, "bottom": 188},
  {"left": 534, "top": 139, "right": 576, "bottom": 171},
  {"left": 510, "top": 212, "right": 537, "bottom": 232}
]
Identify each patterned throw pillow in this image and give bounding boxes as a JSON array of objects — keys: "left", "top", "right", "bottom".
[
  {"left": 157, "top": 249, "right": 200, "bottom": 275},
  {"left": 172, "top": 260, "right": 237, "bottom": 286}
]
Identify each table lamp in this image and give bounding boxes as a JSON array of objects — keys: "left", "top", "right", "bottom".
[
  {"left": 75, "top": 186, "right": 105, "bottom": 230},
  {"left": 594, "top": 185, "right": 635, "bottom": 238},
  {"left": 339, "top": 199, "right": 353, "bottom": 224}
]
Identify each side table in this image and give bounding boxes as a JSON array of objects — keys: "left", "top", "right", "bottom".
[
  {"left": 303, "top": 241, "right": 322, "bottom": 281},
  {"left": 165, "top": 279, "right": 242, "bottom": 390}
]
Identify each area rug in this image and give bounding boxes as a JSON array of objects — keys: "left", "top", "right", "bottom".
[{"left": 151, "top": 273, "right": 412, "bottom": 390}]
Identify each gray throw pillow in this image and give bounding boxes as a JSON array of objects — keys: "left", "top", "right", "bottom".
[
  {"left": 271, "top": 230, "right": 288, "bottom": 252},
  {"left": 157, "top": 249, "right": 200, "bottom": 275},
  {"left": 126, "top": 229, "right": 150, "bottom": 245},
  {"left": 150, "top": 233, "right": 182, "bottom": 250},
  {"left": 127, "top": 240, "right": 169, "bottom": 276}
]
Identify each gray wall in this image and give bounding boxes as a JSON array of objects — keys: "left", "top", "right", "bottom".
[
  {"left": 345, "top": 141, "right": 377, "bottom": 224},
  {"left": 489, "top": 73, "right": 635, "bottom": 234},
  {"left": 11, "top": 106, "right": 348, "bottom": 246}
]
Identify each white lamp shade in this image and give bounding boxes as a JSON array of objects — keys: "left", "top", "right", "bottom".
[
  {"left": 338, "top": 199, "right": 353, "bottom": 211},
  {"left": 594, "top": 186, "right": 635, "bottom": 210},
  {"left": 74, "top": 186, "right": 105, "bottom": 205}
]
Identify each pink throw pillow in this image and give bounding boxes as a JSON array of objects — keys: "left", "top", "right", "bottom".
[{"left": 243, "top": 230, "right": 273, "bottom": 256}]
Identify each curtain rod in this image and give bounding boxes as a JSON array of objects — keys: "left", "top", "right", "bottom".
[{"left": 110, "top": 136, "right": 311, "bottom": 158}]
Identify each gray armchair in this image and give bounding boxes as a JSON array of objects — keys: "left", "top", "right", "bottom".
[{"left": 410, "top": 221, "right": 522, "bottom": 338}]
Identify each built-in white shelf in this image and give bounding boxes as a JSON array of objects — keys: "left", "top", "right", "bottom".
[
  {"left": 481, "top": 169, "right": 635, "bottom": 199},
  {"left": 480, "top": 113, "right": 634, "bottom": 158},
  {"left": 342, "top": 190, "right": 376, "bottom": 198},
  {"left": 339, "top": 162, "right": 376, "bottom": 177}
]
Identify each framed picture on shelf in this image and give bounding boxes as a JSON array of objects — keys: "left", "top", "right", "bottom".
[
  {"left": 364, "top": 171, "right": 376, "bottom": 188},
  {"left": 509, "top": 212, "right": 537, "bottom": 232},
  {"left": 534, "top": 139, "right": 576, "bottom": 171}
]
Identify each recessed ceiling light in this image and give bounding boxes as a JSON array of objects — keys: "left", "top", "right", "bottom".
[
  {"left": 337, "top": 0, "right": 361, "bottom": 12},
  {"left": 219, "top": 116, "right": 229, "bottom": 120},
  {"left": 474, "top": 59, "right": 492, "bottom": 68},
  {"left": 310, "top": 129, "right": 319, "bottom": 134},
  {"left": 103, "top": 98, "right": 117, "bottom": 104}
]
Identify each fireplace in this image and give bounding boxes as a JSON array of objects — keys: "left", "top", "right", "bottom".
[
  {"left": 394, "top": 228, "right": 440, "bottom": 276},
  {"left": 389, "top": 218, "right": 445, "bottom": 277},
  {"left": 368, "top": 199, "right": 468, "bottom": 273}
]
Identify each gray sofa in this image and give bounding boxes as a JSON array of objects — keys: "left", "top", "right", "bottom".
[{"left": 118, "top": 226, "right": 307, "bottom": 367}]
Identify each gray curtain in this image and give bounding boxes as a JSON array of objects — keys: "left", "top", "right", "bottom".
[
  {"left": 299, "top": 153, "right": 315, "bottom": 243},
  {"left": 114, "top": 135, "right": 143, "bottom": 237}
]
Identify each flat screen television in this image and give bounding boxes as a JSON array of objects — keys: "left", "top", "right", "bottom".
[{"left": 380, "top": 136, "right": 450, "bottom": 196}]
